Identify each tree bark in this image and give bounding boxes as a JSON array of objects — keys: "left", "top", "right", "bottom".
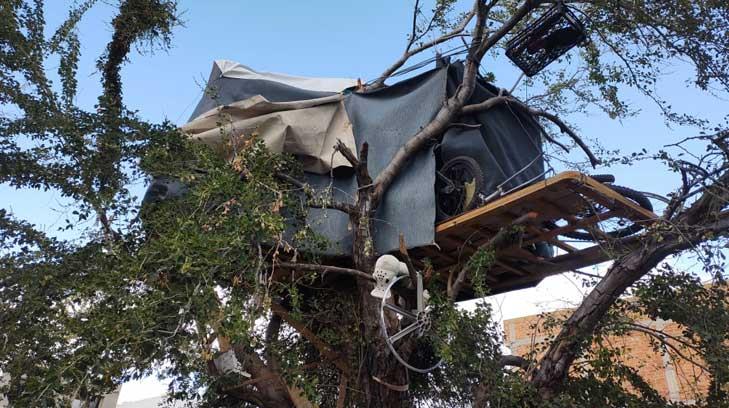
[
  {"left": 528, "top": 242, "right": 674, "bottom": 397},
  {"left": 351, "top": 191, "right": 412, "bottom": 407}
]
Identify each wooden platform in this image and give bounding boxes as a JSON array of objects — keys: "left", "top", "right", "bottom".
[{"left": 410, "top": 171, "right": 658, "bottom": 300}]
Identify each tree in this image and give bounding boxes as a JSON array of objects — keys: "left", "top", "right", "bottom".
[{"left": 0, "top": 0, "right": 728, "bottom": 407}]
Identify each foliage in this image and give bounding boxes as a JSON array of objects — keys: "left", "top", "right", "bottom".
[
  {"left": 1, "top": 0, "right": 729, "bottom": 407},
  {"left": 464, "top": 246, "right": 496, "bottom": 297},
  {"left": 410, "top": 296, "right": 502, "bottom": 407}
]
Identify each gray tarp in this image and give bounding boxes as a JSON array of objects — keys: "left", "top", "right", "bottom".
[
  {"left": 177, "top": 60, "right": 545, "bottom": 257},
  {"left": 305, "top": 67, "right": 446, "bottom": 255}
]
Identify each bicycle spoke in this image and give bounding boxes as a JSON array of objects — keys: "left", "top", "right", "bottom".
[
  {"left": 389, "top": 322, "right": 423, "bottom": 344},
  {"left": 384, "top": 303, "right": 417, "bottom": 320}
]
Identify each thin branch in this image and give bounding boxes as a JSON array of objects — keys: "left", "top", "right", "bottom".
[
  {"left": 398, "top": 233, "right": 419, "bottom": 288},
  {"left": 529, "top": 108, "right": 597, "bottom": 165},
  {"left": 618, "top": 324, "right": 710, "bottom": 372},
  {"left": 356, "top": 142, "right": 373, "bottom": 187},
  {"left": 276, "top": 262, "right": 374, "bottom": 282},
  {"left": 369, "top": 6, "right": 477, "bottom": 89},
  {"left": 406, "top": 0, "right": 422, "bottom": 53},
  {"left": 334, "top": 139, "right": 359, "bottom": 168},
  {"left": 275, "top": 172, "right": 355, "bottom": 214},
  {"left": 449, "top": 212, "right": 537, "bottom": 300},
  {"left": 473, "top": 0, "right": 539, "bottom": 59},
  {"left": 460, "top": 94, "right": 511, "bottom": 114},
  {"left": 334, "top": 139, "right": 373, "bottom": 189}
]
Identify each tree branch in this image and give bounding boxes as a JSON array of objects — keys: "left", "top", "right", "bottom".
[
  {"left": 371, "top": 0, "right": 541, "bottom": 208},
  {"left": 276, "top": 262, "right": 375, "bottom": 282},
  {"left": 448, "top": 212, "right": 536, "bottom": 300},
  {"left": 526, "top": 107, "right": 600, "bottom": 167},
  {"left": 335, "top": 139, "right": 372, "bottom": 189},
  {"left": 406, "top": 0, "right": 422, "bottom": 53},
  {"left": 398, "top": 233, "right": 419, "bottom": 288},
  {"left": 270, "top": 302, "right": 352, "bottom": 374},
  {"left": 275, "top": 172, "right": 355, "bottom": 214},
  {"left": 462, "top": 95, "right": 595, "bottom": 165},
  {"left": 499, "top": 354, "right": 530, "bottom": 369},
  {"left": 611, "top": 323, "right": 710, "bottom": 372},
  {"left": 473, "top": 0, "right": 540, "bottom": 59},
  {"left": 528, "top": 169, "right": 729, "bottom": 397}
]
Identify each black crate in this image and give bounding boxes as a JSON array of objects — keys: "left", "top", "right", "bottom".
[{"left": 505, "top": 3, "right": 586, "bottom": 77}]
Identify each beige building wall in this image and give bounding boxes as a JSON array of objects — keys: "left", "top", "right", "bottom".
[{"left": 504, "top": 311, "right": 711, "bottom": 403}]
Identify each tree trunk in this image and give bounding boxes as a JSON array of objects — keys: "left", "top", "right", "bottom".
[
  {"left": 529, "top": 241, "right": 682, "bottom": 398},
  {"left": 351, "top": 195, "right": 411, "bottom": 407}
]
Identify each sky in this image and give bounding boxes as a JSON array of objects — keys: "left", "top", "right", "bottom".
[{"left": 3, "top": 0, "right": 729, "bottom": 403}]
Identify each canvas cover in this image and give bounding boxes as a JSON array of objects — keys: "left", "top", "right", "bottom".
[
  {"left": 179, "top": 60, "right": 546, "bottom": 256},
  {"left": 183, "top": 60, "right": 358, "bottom": 173},
  {"left": 209, "top": 60, "right": 357, "bottom": 93}
]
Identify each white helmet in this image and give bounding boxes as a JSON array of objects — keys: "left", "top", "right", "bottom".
[{"left": 370, "top": 254, "right": 409, "bottom": 299}]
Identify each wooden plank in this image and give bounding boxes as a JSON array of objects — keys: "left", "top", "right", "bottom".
[
  {"left": 435, "top": 172, "right": 657, "bottom": 239},
  {"left": 537, "top": 198, "right": 576, "bottom": 221},
  {"left": 495, "top": 260, "right": 529, "bottom": 276},
  {"left": 503, "top": 246, "right": 555, "bottom": 265},
  {"left": 525, "top": 225, "right": 577, "bottom": 253},
  {"left": 486, "top": 244, "right": 616, "bottom": 292},
  {"left": 426, "top": 172, "right": 659, "bottom": 299},
  {"left": 435, "top": 172, "right": 586, "bottom": 233},
  {"left": 524, "top": 197, "right": 570, "bottom": 221},
  {"left": 548, "top": 238, "right": 577, "bottom": 253}
]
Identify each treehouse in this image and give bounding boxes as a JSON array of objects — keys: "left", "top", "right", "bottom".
[
  {"left": 146, "top": 58, "right": 656, "bottom": 372},
  {"left": 169, "top": 59, "right": 655, "bottom": 298},
  {"left": 142, "top": 3, "right": 654, "bottom": 374}
]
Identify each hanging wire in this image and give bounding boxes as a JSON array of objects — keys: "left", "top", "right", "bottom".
[{"left": 365, "top": 40, "right": 479, "bottom": 86}]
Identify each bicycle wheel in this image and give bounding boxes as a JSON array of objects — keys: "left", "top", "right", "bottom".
[{"left": 436, "top": 156, "right": 485, "bottom": 219}]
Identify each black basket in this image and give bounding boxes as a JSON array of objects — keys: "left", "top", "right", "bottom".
[{"left": 505, "top": 3, "right": 586, "bottom": 77}]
